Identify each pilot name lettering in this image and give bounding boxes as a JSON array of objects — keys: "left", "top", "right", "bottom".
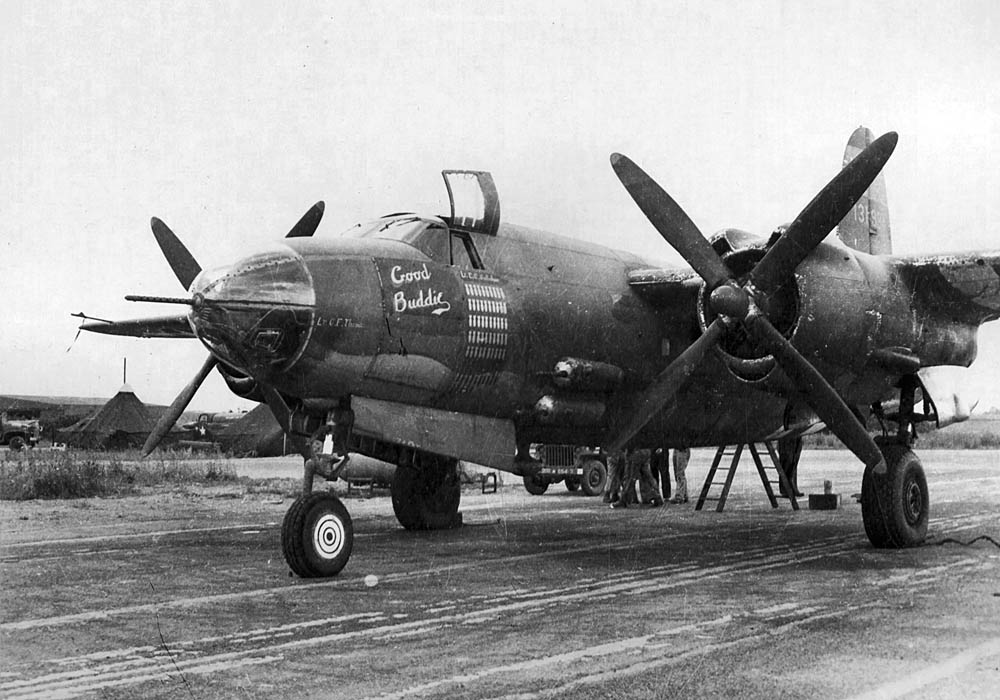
[
  {"left": 393, "top": 288, "right": 451, "bottom": 315},
  {"left": 313, "top": 316, "right": 361, "bottom": 328},
  {"left": 390, "top": 264, "right": 432, "bottom": 286}
]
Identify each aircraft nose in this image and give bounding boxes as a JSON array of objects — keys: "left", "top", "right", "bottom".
[{"left": 189, "top": 243, "right": 315, "bottom": 375}]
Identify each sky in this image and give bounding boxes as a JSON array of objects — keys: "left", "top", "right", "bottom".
[{"left": 2, "top": 0, "right": 999, "bottom": 411}]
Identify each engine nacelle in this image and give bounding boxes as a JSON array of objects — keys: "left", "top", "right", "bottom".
[{"left": 217, "top": 364, "right": 266, "bottom": 402}]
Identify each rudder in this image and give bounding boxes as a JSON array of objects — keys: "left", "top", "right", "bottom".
[{"left": 837, "top": 126, "right": 892, "bottom": 255}]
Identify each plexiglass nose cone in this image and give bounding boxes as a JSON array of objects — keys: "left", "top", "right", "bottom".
[{"left": 189, "top": 243, "right": 315, "bottom": 375}]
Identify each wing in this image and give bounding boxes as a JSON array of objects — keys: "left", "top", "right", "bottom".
[
  {"left": 625, "top": 266, "right": 701, "bottom": 305},
  {"left": 895, "top": 250, "right": 1000, "bottom": 325},
  {"left": 79, "top": 314, "right": 196, "bottom": 339}
]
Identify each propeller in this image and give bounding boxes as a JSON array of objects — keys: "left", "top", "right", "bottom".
[
  {"left": 606, "top": 133, "right": 898, "bottom": 474},
  {"left": 285, "top": 201, "right": 325, "bottom": 238},
  {"left": 142, "top": 355, "right": 217, "bottom": 456},
  {"left": 140, "top": 202, "right": 323, "bottom": 455},
  {"left": 151, "top": 218, "right": 202, "bottom": 290}
]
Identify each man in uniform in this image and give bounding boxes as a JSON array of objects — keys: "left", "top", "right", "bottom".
[
  {"left": 778, "top": 435, "right": 804, "bottom": 497},
  {"left": 612, "top": 447, "right": 662, "bottom": 508},
  {"left": 670, "top": 447, "right": 691, "bottom": 504},
  {"left": 604, "top": 449, "right": 625, "bottom": 504},
  {"left": 651, "top": 447, "right": 672, "bottom": 502}
]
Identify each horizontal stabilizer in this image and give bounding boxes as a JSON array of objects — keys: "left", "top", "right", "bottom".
[{"left": 79, "top": 314, "right": 195, "bottom": 339}]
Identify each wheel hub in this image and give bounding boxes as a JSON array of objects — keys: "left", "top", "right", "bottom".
[
  {"left": 903, "top": 477, "right": 924, "bottom": 526},
  {"left": 312, "top": 514, "right": 346, "bottom": 559}
]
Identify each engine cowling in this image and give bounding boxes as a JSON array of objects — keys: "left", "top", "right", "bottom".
[
  {"left": 217, "top": 364, "right": 266, "bottom": 402},
  {"left": 698, "top": 230, "right": 800, "bottom": 382}
]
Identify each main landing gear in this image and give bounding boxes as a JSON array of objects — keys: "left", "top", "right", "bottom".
[
  {"left": 861, "top": 376, "right": 931, "bottom": 548},
  {"left": 281, "top": 405, "right": 462, "bottom": 578},
  {"left": 391, "top": 450, "right": 463, "bottom": 530}
]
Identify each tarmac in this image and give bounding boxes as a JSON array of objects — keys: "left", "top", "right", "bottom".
[{"left": 2, "top": 449, "right": 999, "bottom": 699}]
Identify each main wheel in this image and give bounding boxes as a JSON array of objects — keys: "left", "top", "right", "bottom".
[
  {"left": 861, "top": 444, "right": 929, "bottom": 548},
  {"left": 8, "top": 436, "right": 25, "bottom": 451},
  {"left": 282, "top": 492, "right": 354, "bottom": 578},
  {"left": 391, "top": 460, "right": 462, "bottom": 530},
  {"left": 580, "top": 459, "right": 608, "bottom": 497},
  {"left": 565, "top": 477, "right": 581, "bottom": 492},
  {"left": 523, "top": 473, "right": 549, "bottom": 495}
]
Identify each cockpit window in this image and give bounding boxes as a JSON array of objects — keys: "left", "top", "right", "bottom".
[{"left": 342, "top": 215, "right": 482, "bottom": 269}]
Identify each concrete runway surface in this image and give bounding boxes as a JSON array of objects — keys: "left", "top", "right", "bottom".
[{"left": 2, "top": 449, "right": 999, "bottom": 699}]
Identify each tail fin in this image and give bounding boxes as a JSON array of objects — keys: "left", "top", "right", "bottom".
[{"left": 837, "top": 126, "right": 892, "bottom": 255}]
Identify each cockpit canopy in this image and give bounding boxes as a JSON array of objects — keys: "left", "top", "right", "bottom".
[{"left": 342, "top": 215, "right": 483, "bottom": 269}]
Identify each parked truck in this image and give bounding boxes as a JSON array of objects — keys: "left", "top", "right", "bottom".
[
  {"left": 1, "top": 410, "right": 42, "bottom": 450},
  {"left": 522, "top": 444, "right": 608, "bottom": 497}
]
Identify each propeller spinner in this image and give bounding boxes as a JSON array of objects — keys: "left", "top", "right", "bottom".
[{"left": 606, "top": 133, "right": 898, "bottom": 474}]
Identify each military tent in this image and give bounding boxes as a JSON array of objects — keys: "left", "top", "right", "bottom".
[{"left": 59, "top": 384, "right": 156, "bottom": 449}]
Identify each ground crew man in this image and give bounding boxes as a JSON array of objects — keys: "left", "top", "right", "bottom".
[
  {"left": 651, "top": 447, "right": 671, "bottom": 502},
  {"left": 604, "top": 449, "right": 626, "bottom": 504},
  {"left": 671, "top": 447, "right": 691, "bottom": 503},
  {"left": 612, "top": 447, "right": 662, "bottom": 508},
  {"left": 778, "top": 435, "right": 804, "bottom": 497}
]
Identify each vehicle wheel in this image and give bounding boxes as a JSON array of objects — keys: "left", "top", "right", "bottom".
[
  {"left": 282, "top": 492, "right": 354, "bottom": 578},
  {"left": 861, "top": 444, "right": 929, "bottom": 548},
  {"left": 523, "top": 473, "right": 549, "bottom": 495},
  {"left": 391, "top": 459, "right": 462, "bottom": 530},
  {"left": 580, "top": 459, "right": 608, "bottom": 497},
  {"left": 8, "top": 436, "right": 25, "bottom": 451},
  {"left": 565, "top": 477, "right": 581, "bottom": 492}
]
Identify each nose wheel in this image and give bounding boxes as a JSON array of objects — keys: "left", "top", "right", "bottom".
[{"left": 282, "top": 492, "right": 354, "bottom": 577}]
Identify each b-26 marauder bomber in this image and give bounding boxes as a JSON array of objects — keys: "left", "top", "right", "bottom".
[{"left": 81, "top": 127, "right": 1000, "bottom": 577}]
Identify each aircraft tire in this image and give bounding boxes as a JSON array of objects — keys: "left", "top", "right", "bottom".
[
  {"left": 523, "top": 473, "right": 549, "bottom": 495},
  {"left": 580, "top": 459, "right": 608, "bottom": 497},
  {"left": 281, "top": 492, "right": 354, "bottom": 578},
  {"left": 565, "top": 477, "right": 581, "bottom": 492},
  {"left": 861, "top": 444, "right": 929, "bottom": 548},
  {"left": 8, "top": 436, "right": 25, "bottom": 451},
  {"left": 392, "top": 462, "right": 462, "bottom": 530}
]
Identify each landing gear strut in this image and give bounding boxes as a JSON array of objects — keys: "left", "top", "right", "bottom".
[
  {"left": 861, "top": 376, "right": 931, "bottom": 548},
  {"left": 283, "top": 400, "right": 356, "bottom": 578}
]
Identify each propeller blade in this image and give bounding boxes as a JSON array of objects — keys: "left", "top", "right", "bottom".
[
  {"left": 748, "top": 316, "right": 885, "bottom": 472},
  {"left": 258, "top": 383, "right": 292, "bottom": 434},
  {"left": 142, "top": 355, "right": 218, "bottom": 456},
  {"left": 605, "top": 318, "right": 728, "bottom": 452},
  {"left": 285, "top": 201, "right": 326, "bottom": 238},
  {"left": 610, "top": 153, "right": 732, "bottom": 290},
  {"left": 750, "top": 132, "right": 898, "bottom": 296},
  {"left": 151, "top": 217, "right": 203, "bottom": 291}
]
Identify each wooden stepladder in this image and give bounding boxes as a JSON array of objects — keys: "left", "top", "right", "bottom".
[{"left": 695, "top": 442, "right": 800, "bottom": 512}]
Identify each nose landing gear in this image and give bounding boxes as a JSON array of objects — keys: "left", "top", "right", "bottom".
[
  {"left": 282, "top": 401, "right": 356, "bottom": 578},
  {"left": 282, "top": 492, "right": 354, "bottom": 578}
]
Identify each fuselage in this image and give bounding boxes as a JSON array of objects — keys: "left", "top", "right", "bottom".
[{"left": 187, "top": 214, "right": 982, "bottom": 450}]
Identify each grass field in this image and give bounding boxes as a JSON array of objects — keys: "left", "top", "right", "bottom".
[{"left": 0, "top": 449, "right": 239, "bottom": 500}]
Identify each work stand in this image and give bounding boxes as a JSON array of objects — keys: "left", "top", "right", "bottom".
[{"left": 695, "top": 442, "right": 800, "bottom": 512}]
